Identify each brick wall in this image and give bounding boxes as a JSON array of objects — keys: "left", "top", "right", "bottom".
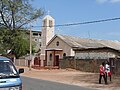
[
  {"left": 60, "top": 57, "right": 120, "bottom": 75},
  {"left": 60, "top": 58, "right": 106, "bottom": 73}
]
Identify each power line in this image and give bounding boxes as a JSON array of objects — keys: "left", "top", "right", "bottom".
[{"left": 32, "top": 17, "right": 120, "bottom": 28}]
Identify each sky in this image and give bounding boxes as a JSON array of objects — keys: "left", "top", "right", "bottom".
[{"left": 31, "top": 0, "right": 120, "bottom": 41}]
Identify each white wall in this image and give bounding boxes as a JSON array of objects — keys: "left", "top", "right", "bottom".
[{"left": 47, "top": 37, "right": 75, "bottom": 56}]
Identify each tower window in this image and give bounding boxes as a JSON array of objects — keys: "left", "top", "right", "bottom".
[
  {"left": 49, "top": 20, "right": 53, "bottom": 27},
  {"left": 43, "top": 19, "right": 47, "bottom": 27}
]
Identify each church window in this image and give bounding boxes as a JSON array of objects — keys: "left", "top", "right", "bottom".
[
  {"left": 63, "top": 53, "right": 66, "bottom": 58},
  {"left": 43, "top": 19, "right": 47, "bottom": 27},
  {"left": 56, "top": 41, "right": 59, "bottom": 46},
  {"left": 49, "top": 20, "right": 53, "bottom": 27}
]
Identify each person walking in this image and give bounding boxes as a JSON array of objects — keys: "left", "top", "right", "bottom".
[
  {"left": 99, "top": 62, "right": 107, "bottom": 84},
  {"left": 105, "top": 61, "right": 112, "bottom": 82}
]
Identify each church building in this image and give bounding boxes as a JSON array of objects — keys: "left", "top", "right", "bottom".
[
  {"left": 40, "top": 15, "right": 75, "bottom": 67},
  {"left": 40, "top": 15, "right": 55, "bottom": 66},
  {"left": 33, "top": 14, "right": 120, "bottom": 68}
]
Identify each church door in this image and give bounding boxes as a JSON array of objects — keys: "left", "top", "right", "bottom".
[{"left": 55, "top": 55, "right": 59, "bottom": 66}]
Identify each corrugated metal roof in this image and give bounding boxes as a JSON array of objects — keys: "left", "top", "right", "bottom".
[
  {"left": 98, "top": 40, "right": 120, "bottom": 50},
  {"left": 56, "top": 35, "right": 120, "bottom": 50}
]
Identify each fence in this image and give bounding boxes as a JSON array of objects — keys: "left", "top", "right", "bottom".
[{"left": 14, "top": 59, "right": 29, "bottom": 67}]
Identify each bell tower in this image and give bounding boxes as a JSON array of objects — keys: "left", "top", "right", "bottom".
[{"left": 40, "top": 15, "right": 55, "bottom": 66}]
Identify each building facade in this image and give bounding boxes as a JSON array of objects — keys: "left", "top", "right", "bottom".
[
  {"left": 40, "top": 15, "right": 55, "bottom": 66},
  {"left": 31, "top": 14, "right": 120, "bottom": 68},
  {"left": 32, "top": 31, "right": 41, "bottom": 53}
]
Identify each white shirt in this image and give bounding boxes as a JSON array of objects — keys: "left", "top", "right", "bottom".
[{"left": 105, "top": 64, "right": 110, "bottom": 73}]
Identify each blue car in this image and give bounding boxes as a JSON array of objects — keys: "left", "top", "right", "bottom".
[{"left": 0, "top": 56, "right": 24, "bottom": 90}]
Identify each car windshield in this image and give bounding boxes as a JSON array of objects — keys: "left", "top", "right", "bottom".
[{"left": 0, "top": 60, "right": 19, "bottom": 79}]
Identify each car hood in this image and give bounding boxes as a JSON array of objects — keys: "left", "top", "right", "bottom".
[{"left": 0, "top": 78, "right": 22, "bottom": 88}]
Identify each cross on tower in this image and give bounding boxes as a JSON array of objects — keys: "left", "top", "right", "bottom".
[{"left": 47, "top": 10, "right": 50, "bottom": 15}]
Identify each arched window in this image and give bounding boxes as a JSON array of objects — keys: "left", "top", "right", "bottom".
[
  {"left": 43, "top": 19, "right": 47, "bottom": 27},
  {"left": 63, "top": 53, "right": 66, "bottom": 58},
  {"left": 50, "top": 53, "right": 52, "bottom": 61},
  {"left": 49, "top": 20, "right": 53, "bottom": 27}
]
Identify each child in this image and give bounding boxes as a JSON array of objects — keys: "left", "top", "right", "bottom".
[{"left": 105, "top": 61, "right": 111, "bottom": 82}]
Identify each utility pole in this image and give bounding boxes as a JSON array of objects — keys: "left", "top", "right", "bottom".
[{"left": 29, "top": 24, "right": 32, "bottom": 71}]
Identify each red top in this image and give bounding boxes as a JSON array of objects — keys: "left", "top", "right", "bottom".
[{"left": 99, "top": 65, "right": 105, "bottom": 75}]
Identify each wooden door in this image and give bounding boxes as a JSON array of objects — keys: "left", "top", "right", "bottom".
[{"left": 55, "top": 55, "right": 59, "bottom": 66}]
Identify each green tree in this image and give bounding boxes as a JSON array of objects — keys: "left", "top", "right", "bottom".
[
  {"left": 0, "top": 0, "right": 44, "bottom": 30},
  {"left": 0, "top": 0, "right": 44, "bottom": 58},
  {"left": 0, "top": 28, "right": 28, "bottom": 58},
  {"left": 12, "top": 30, "right": 30, "bottom": 58},
  {"left": 0, "top": 28, "right": 13, "bottom": 54}
]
